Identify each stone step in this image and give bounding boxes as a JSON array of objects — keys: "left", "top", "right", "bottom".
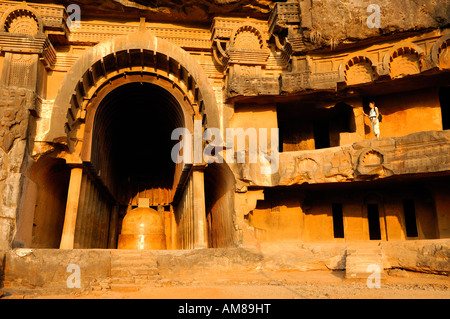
[
  {"left": 346, "top": 264, "right": 383, "bottom": 270},
  {"left": 346, "top": 272, "right": 386, "bottom": 280},
  {"left": 112, "top": 273, "right": 154, "bottom": 279},
  {"left": 111, "top": 263, "right": 158, "bottom": 270},
  {"left": 111, "top": 254, "right": 158, "bottom": 259},
  {"left": 345, "top": 246, "right": 385, "bottom": 279},
  {"left": 110, "top": 275, "right": 155, "bottom": 286},
  {"left": 111, "top": 256, "right": 158, "bottom": 261},
  {"left": 346, "top": 261, "right": 383, "bottom": 268},
  {"left": 346, "top": 254, "right": 383, "bottom": 261},
  {"left": 346, "top": 263, "right": 383, "bottom": 272},
  {"left": 110, "top": 276, "right": 136, "bottom": 285},
  {"left": 346, "top": 254, "right": 383, "bottom": 262},
  {"left": 111, "top": 261, "right": 158, "bottom": 268},
  {"left": 109, "top": 283, "right": 141, "bottom": 292},
  {"left": 347, "top": 254, "right": 382, "bottom": 258},
  {"left": 346, "top": 254, "right": 382, "bottom": 259},
  {"left": 346, "top": 248, "right": 381, "bottom": 255},
  {"left": 346, "top": 245, "right": 381, "bottom": 250},
  {"left": 346, "top": 271, "right": 386, "bottom": 279},
  {"left": 111, "top": 267, "right": 158, "bottom": 277},
  {"left": 110, "top": 250, "right": 159, "bottom": 256},
  {"left": 111, "top": 252, "right": 158, "bottom": 257},
  {"left": 111, "top": 260, "right": 158, "bottom": 269}
]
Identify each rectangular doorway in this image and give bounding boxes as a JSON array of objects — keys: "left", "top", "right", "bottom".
[
  {"left": 440, "top": 87, "right": 450, "bottom": 130},
  {"left": 313, "top": 120, "right": 330, "bottom": 149},
  {"left": 332, "top": 203, "right": 345, "bottom": 238},
  {"left": 367, "top": 203, "right": 381, "bottom": 240},
  {"left": 403, "top": 199, "right": 419, "bottom": 237}
]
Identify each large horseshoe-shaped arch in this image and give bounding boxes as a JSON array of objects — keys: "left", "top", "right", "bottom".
[{"left": 46, "top": 31, "right": 220, "bottom": 147}]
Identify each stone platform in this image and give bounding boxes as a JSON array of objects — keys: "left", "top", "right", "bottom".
[{"left": 0, "top": 239, "right": 448, "bottom": 295}]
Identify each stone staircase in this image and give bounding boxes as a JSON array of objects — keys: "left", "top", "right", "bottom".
[
  {"left": 345, "top": 243, "right": 385, "bottom": 280},
  {"left": 109, "top": 250, "right": 159, "bottom": 292}
]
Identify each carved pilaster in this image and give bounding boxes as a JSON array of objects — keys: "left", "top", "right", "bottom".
[
  {"left": 0, "top": 87, "right": 35, "bottom": 152},
  {"left": 0, "top": 2, "right": 52, "bottom": 249}
]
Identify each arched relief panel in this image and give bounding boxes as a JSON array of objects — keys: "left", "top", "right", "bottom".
[
  {"left": 227, "top": 23, "right": 270, "bottom": 65},
  {"left": 356, "top": 148, "right": 385, "bottom": 176},
  {"left": 343, "top": 55, "right": 377, "bottom": 86},
  {"left": 431, "top": 34, "right": 450, "bottom": 70},
  {"left": 383, "top": 44, "right": 424, "bottom": 79},
  {"left": 47, "top": 32, "right": 221, "bottom": 147},
  {"left": 230, "top": 24, "right": 267, "bottom": 50},
  {"left": 0, "top": 3, "right": 44, "bottom": 36}
]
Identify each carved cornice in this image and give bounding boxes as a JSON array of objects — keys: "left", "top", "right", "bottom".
[
  {"left": 0, "top": 32, "right": 56, "bottom": 67},
  {"left": 227, "top": 75, "right": 279, "bottom": 99},
  {"left": 69, "top": 23, "right": 211, "bottom": 49}
]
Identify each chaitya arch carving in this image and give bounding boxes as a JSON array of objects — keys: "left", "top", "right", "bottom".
[
  {"left": 384, "top": 45, "right": 424, "bottom": 79},
  {"left": 343, "top": 55, "right": 377, "bottom": 86},
  {"left": 46, "top": 32, "right": 232, "bottom": 251},
  {"left": 356, "top": 148, "right": 385, "bottom": 176},
  {"left": 230, "top": 24, "right": 266, "bottom": 50},
  {"left": 0, "top": 3, "right": 44, "bottom": 36},
  {"left": 224, "top": 23, "right": 270, "bottom": 67},
  {"left": 431, "top": 33, "right": 450, "bottom": 70},
  {"left": 47, "top": 31, "right": 221, "bottom": 152}
]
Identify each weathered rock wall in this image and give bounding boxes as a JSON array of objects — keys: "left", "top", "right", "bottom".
[
  {"left": 0, "top": 87, "right": 36, "bottom": 250},
  {"left": 1, "top": 249, "right": 110, "bottom": 292},
  {"left": 29, "top": 0, "right": 450, "bottom": 38},
  {"left": 381, "top": 240, "right": 450, "bottom": 275},
  {"left": 29, "top": 0, "right": 275, "bottom": 22},
  {"left": 299, "top": 0, "right": 450, "bottom": 49}
]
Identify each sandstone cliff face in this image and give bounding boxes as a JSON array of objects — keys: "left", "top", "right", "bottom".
[
  {"left": 300, "top": 0, "right": 450, "bottom": 50},
  {"left": 34, "top": 1, "right": 450, "bottom": 30},
  {"left": 33, "top": 0, "right": 275, "bottom": 22},
  {"left": 27, "top": 1, "right": 450, "bottom": 42},
  {"left": 114, "top": 0, "right": 274, "bottom": 17}
]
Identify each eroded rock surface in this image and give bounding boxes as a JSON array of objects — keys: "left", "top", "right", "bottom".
[
  {"left": 29, "top": 0, "right": 275, "bottom": 22},
  {"left": 300, "top": 0, "right": 450, "bottom": 49}
]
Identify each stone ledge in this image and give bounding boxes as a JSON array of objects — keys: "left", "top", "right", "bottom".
[
  {"left": 0, "top": 239, "right": 448, "bottom": 294},
  {"left": 235, "top": 130, "right": 450, "bottom": 187},
  {"left": 381, "top": 239, "right": 450, "bottom": 275}
]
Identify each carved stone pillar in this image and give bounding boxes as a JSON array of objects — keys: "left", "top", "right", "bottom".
[
  {"left": 59, "top": 167, "right": 83, "bottom": 249},
  {"left": 108, "top": 204, "right": 119, "bottom": 249},
  {"left": 192, "top": 166, "right": 208, "bottom": 249}
]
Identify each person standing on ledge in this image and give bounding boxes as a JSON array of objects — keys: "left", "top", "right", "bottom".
[{"left": 364, "top": 101, "right": 381, "bottom": 139}]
